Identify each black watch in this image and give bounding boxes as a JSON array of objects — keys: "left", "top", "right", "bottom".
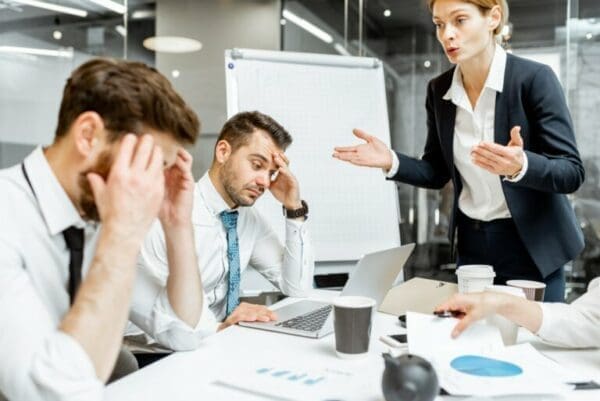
[{"left": 283, "top": 200, "right": 309, "bottom": 219}]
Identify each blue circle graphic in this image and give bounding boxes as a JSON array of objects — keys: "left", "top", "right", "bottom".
[{"left": 450, "top": 355, "right": 523, "bottom": 377}]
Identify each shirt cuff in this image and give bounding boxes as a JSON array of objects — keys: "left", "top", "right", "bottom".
[
  {"left": 285, "top": 218, "right": 308, "bottom": 243},
  {"left": 30, "top": 331, "right": 104, "bottom": 401},
  {"left": 151, "top": 289, "right": 218, "bottom": 351},
  {"left": 535, "top": 301, "right": 567, "bottom": 343},
  {"left": 503, "top": 151, "right": 528, "bottom": 182},
  {"left": 384, "top": 149, "right": 399, "bottom": 178}
]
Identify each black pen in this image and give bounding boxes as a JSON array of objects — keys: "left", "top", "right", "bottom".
[{"left": 433, "top": 310, "right": 464, "bottom": 318}]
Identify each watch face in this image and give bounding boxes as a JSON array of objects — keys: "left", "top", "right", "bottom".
[{"left": 285, "top": 200, "right": 308, "bottom": 218}]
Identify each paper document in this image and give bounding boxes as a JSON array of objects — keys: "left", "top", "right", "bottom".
[
  {"left": 437, "top": 343, "right": 573, "bottom": 396},
  {"left": 407, "top": 311, "right": 503, "bottom": 360},
  {"left": 406, "top": 312, "right": 577, "bottom": 396},
  {"left": 212, "top": 362, "right": 381, "bottom": 401}
]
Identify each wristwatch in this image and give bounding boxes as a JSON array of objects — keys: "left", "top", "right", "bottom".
[{"left": 283, "top": 200, "right": 309, "bottom": 219}]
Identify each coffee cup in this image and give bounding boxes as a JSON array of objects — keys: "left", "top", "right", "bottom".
[
  {"left": 484, "top": 285, "right": 526, "bottom": 345},
  {"left": 333, "top": 296, "right": 376, "bottom": 359},
  {"left": 456, "top": 265, "right": 495, "bottom": 293},
  {"left": 506, "top": 279, "right": 546, "bottom": 301}
]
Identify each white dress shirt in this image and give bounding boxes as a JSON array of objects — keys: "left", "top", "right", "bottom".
[
  {"left": 387, "top": 44, "right": 528, "bottom": 221},
  {"left": 0, "top": 148, "right": 210, "bottom": 401},
  {"left": 537, "top": 278, "right": 600, "bottom": 348},
  {"left": 140, "top": 172, "right": 314, "bottom": 324}
]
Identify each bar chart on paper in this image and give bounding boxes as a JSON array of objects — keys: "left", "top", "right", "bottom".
[{"left": 213, "top": 364, "right": 364, "bottom": 401}]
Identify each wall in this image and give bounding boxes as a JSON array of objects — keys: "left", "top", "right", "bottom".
[{"left": 155, "top": 0, "right": 281, "bottom": 178}]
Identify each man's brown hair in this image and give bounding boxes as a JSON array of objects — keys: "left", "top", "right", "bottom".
[
  {"left": 216, "top": 111, "right": 292, "bottom": 153},
  {"left": 55, "top": 58, "right": 200, "bottom": 144}
]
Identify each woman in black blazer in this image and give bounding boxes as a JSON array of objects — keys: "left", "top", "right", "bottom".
[{"left": 333, "top": 0, "right": 584, "bottom": 302}]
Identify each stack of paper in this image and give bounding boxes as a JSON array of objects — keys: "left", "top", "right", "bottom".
[{"left": 407, "top": 312, "right": 583, "bottom": 397}]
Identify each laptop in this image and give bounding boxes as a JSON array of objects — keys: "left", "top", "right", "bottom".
[{"left": 238, "top": 243, "right": 415, "bottom": 338}]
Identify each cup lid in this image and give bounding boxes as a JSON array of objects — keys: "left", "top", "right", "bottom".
[
  {"left": 456, "top": 265, "right": 495, "bottom": 278},
  {"left": 506, "top": 279, "right": 546, "bottom": 289},
  {"left": 333, "top": 296, "right": 376, "bottom": 308}
]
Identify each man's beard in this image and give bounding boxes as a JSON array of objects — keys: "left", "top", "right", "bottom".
[
  {"left": 77, "top": 150, "right": 113, "bottom": 222},
  {"left": 219, "top": 160, "right": 263, "bottom": 207}
]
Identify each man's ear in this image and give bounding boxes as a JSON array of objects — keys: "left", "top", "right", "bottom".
[
  {"left": 214, "top": 139, "right": 232, "bottom": 164},
  {"left": 71, "top": 111, "right": 106, "bottom": 157}
]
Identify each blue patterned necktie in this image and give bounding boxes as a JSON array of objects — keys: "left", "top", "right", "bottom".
[{"left": 220, "top": 211, "right": 240, "bottom": 315}]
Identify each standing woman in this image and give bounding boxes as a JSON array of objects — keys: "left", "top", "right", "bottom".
[{"left": 333, "top": 0, "right": 584, "bottom": 302}]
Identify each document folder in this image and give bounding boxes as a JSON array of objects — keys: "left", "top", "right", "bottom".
[{"left": 378, "top": 277, "right": 458, "bottom": 316}]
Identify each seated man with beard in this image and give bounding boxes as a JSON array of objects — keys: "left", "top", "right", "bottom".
[
  {"left": 140, "top": 111, "right": 315, "bottom": 331},
  {"left": 0, "top": 59, "right": 210, "bottom": 400}
]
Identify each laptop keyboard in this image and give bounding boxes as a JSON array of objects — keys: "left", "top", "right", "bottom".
[{"left": 275, "top": 305, "right": 332, "bottom": 332}]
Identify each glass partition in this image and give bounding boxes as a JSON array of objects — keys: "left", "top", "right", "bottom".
[
  {"left": 0, "top": 0, "right": 154, "bottom": 167},
  {"left": 282, "top": 0, "right": 600, "bottom": 297}
]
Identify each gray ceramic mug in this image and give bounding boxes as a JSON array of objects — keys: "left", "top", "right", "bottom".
[{"left": 333, "top": 296, "right": 376, "bottom": 359}]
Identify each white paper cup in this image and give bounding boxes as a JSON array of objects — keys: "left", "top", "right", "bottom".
[
  {"left": 456, "top": 265, "right": 496, "bottom": 293},
  {"left": 484, "top": 285, "right": 526, "bottom": 345},
  {"left": 506, "top": 280, "right": 546, "bottom": 301}
]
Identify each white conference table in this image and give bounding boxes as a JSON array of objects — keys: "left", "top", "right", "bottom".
[{"left": 107, "top": 290, "right": 600, "bottom": 401}]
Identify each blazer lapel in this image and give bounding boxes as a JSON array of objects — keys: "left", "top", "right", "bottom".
[
  {"left": 494, "top": 92, "right": 509, "bottom": 145},
  {"left": 438, "top": 99, "right": 456, "bottom": 170},
  {"left": 494, "top": 56, "right": 512, "bottom": 146}
]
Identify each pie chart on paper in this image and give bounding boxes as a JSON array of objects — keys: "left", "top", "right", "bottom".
[{"left": 450, "top": 355, "right": 523, "bottom": 377}]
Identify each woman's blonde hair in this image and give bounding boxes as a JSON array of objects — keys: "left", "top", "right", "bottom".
[{"left": 427, "top": 0, "right": 509, "bottom": 36}]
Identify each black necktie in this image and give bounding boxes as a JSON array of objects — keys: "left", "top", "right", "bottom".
[{"left": 62, "top": 226, "right": 84, "bottom": 304}]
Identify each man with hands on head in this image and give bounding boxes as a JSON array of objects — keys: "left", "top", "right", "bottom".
[
  {"left": 140, "top": 111, "right": 314, "bottom": 332},
  {"left": 333, "top": 0, "right": 584, "bottom": 302},
  {"left": 435, "top": 277, "right": 600, "bottom": 349},
  {"left": 0, "top": 58, "right": 207, "bottom": 401}
]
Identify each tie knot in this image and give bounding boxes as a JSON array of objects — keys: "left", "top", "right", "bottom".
[
  {"left": 220, "top": 211, "right": 239, "bottom": 230},
  {"left": 63, "top": 226, "right": 84, "bottom": 251}
]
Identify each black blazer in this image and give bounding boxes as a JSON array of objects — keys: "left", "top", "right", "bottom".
[{"left": 390, "top": 53, "right": 585, "bottom": 278}]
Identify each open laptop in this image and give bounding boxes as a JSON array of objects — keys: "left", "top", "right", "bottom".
[{"left": 239, "top": 243, "right": 415, "bottom": 338}]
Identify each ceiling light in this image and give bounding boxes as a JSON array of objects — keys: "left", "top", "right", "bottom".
[
  {"left": 280, "top": 18, "right": 286, "bottom": 26},
  {"left": 282, "top": 9, "right": 333, "bottom": 44},
  {"left": 87, "top": 0, "right": 126, "bottom": 14},
  {"left": 143, "top": 36, "right": 202, "bottom": 53},
  {"left": 0, "top": 45, "right": 73, "bottom": 58},
  {"left": 333, "top": 43, "right": 351, "bottom": 56},
  {"left": 53, "top": 30, "right": 62, "bottom": 40},
  {"left": 383, "top": 9, "right": 391, "bottom": 17},
  {"left": 115, "top": 25, "right": 126, "bottom": 37},
  {"left": 171, "top": 69, "right": 180, "bottom": 78},
  {"left": 131, "top": 9, "right": 155, "bottom": 19},
  {"left": 586, "top": 32, "right": 593, "bottom": 40},
  {"left": 12, "top": 0, "right": 87, "bottom": 17},
  {"left": 424, "top": 60, "right": 431, "bottom": 68}
]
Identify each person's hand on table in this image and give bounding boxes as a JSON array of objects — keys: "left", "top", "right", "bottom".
[{"left": 218, "top": 302, "right": 278, "bottom": 331}]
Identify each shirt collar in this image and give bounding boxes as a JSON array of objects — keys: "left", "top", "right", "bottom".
[
  {"left": 197, "top": 171, "right": 235, "bottom": 217},
  {"left": 23, "top": 147, "right": 86, "bottom": 236},
  {"left": 443, "top": 44, "right": 507, "bottom": 102}
]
